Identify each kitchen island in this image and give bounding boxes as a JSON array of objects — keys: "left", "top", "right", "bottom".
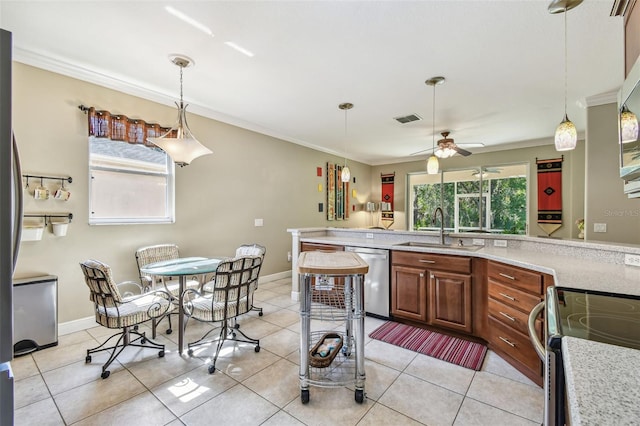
[{"left": 288, "top": 227, "right": 640, "bottom": 425}]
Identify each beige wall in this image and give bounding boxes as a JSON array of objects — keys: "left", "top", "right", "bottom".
[
  {"left": 13, "top": 62, "right": 637, "bottom": 324},
  {"left": 585, "top": 102, "right": 640, "bottom": 243},
  {"left": 13, "top": 63, "right": 372, "bottom": 322},
  {"left": 371, "top": 141, "right": 586, "bottom": 239}
]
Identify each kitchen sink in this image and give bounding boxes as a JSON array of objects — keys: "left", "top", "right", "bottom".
[{"left": 393, "top": 241, "right": 483, "bottom": 251}]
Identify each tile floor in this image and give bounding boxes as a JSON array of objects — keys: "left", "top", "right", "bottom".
[{"left": 13, "top": 277, "right": 544, "bottom": 425}]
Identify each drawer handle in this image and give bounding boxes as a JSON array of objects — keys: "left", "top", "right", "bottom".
[
  {"left": 498, "top": 292, "right": 516, "bottom": 301},
  {"left": 499, "top": 311, "right": 516, "bottom": 322},
  {"left": 499, "top": 336, "right": 516, "bottom": 347},
  {"left": 499, "top": 273, "right": 516, "bottom": 280},
  {"left": 419, "top": 259, "right": 436, "bottom": 264}
]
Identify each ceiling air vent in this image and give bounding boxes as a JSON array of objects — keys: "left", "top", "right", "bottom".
[{"left": 394, "top": 114, "right": 422, "bottom": 124}]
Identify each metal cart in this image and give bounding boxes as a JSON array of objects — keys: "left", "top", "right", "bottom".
[{"left": 297, "top": 251, "right": 369, "bottom": 404}]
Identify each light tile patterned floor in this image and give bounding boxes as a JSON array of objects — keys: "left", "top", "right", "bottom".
[{"left": 13, "top": 277, "right": 543, "bottom": 425}]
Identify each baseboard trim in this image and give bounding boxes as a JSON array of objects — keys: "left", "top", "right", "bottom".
[{"left": 59, "top": 270, "right": 293, "bottom": 335}]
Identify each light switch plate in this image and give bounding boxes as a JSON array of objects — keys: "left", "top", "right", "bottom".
[
  {"left": 472, "top": 238, "right": 485, "bottom": 246},
  {"left": 594, "top": 223, "right": 607, "bottom": 233},
  {"left": 254, "top": 218, "right": 264, "bottom": 227},
  {"left": 493, "top": 240, "right": 508, "bottom": 247}
]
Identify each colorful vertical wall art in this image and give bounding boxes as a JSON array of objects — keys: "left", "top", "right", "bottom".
[
  {"left": 537, "top": 157, "right": 563, "bottom": 236},
  {"left": 381, "top": 172, "right": 395, "bottom": 228},
  {"left": 326, "top": 162, "right": 349, "bottom": 221}
]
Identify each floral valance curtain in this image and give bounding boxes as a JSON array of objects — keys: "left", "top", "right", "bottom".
[{"left": 80, "top": 105, "right": 176, "bottom": 147}]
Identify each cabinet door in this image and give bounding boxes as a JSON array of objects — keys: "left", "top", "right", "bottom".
[
  {"left": 429, "top": 270, "right": 472, "bottom": 333},
  {"left": 391, "top": 265, "right": 427, "bottom": 322}
]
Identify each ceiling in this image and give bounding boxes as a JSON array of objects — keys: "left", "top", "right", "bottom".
[{"left": 0, "top": 1, "right": 625, "bottom": 165}]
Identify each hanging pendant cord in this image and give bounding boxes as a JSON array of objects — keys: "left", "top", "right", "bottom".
[
  {"left": 563, "top": 7, "right": 568, "bottom": 117},
  {"left": 432, "top": 84, "right": 436, "bottom": 150},
  {"left": 344, "top": 107, "right": 348, "bottom": 166},
  {"left": 179, "top": 64, "right": 184, "bottom": 108}
]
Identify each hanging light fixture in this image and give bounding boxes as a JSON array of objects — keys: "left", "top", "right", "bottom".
[
  {"left": 339, "top": 102, "right": 353, "bottom": 182},
  {"left": 147, "top": 55, "right": 213, "bottom": 166},
  {"left": 620, "top": 104, "right": 639, "bottom": 144},
  {"left": 550, "top": 0, "right": 582, "bottom": 151},
  {"left": 425, "top": 76, "right": 445, "bottom": 174}
]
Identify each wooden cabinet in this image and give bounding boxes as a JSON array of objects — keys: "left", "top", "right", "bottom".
[
  {"left": 300, "top": 242, "right": 344, "bottom": 252},
  {"left": 486, "top": 260, "right": 552, "bottom": 386},
  {"left": 429, "top": 270, "right": 472, "bottom": 333},
  {"left": 391, "top": 251, "right": 473, "bottom": 334},
  {"left": 391, "top": 265, "right": 428, "bottom": 322}
]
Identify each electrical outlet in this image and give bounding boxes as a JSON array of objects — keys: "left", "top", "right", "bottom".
[
  {"left": 287, "top": 251, "right": 292, "bottom": 262},
  {"left": 625, "top": 254, "right": 640, "bottom": 267},
  {"left": 254, "top": 218, "right": 263, "bottom": 227},
  {"left": 365, "top": 233, "right": 374, "bottom": 239},
  {"left": 472, "top": 238, "right": 485, "bottom": 246},
  {"left": 594, "top": 223, "right": 607, "bottom": 233},
  {"left": 493, "top": 240, "right": 508, "bottom": 247}
]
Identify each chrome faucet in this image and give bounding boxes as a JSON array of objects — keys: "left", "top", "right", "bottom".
[{"left": 432, "top": 207, "right": 445, "bottom": 245}]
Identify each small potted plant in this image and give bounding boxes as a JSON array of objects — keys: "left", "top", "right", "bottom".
[{"left": 576, "top": 218, "right": 585, "bottom": 239}]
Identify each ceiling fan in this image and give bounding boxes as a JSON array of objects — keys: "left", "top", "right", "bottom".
[
  {"left": 410, "top": 131, "right": 476, "bottom": 157},
  {"left": 472, "top": 167, "right": 503, "bottom": 178}
]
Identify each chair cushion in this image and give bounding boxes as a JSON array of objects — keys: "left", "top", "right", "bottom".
[
  {"left": 188, "top": 294, "right": 251, "bottom": 322},
  {"left": 96, "top": 292, "right": 174, "bottom": 329}
]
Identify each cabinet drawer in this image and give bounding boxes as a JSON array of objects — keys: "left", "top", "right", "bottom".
[
  {"left": 301, "top": 242, "right": 344, "bottom": 252},
  {"left": 488, "top": 280, "right": 541, "bottom": 314},
  {"left": 487, "top": 261, "right": 542, "bottom": 294},
  {"left": 488, "top": 317, "right": 541, "bottom": 374},
  {"left": 392, "top": 251, "right": 471, "bottom": 274},
  {"left": 488, "top": 297, "right": 541, "bottom": 338}
]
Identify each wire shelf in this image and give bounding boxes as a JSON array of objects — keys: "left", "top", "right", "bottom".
[{"left": 305, "top": 331, "right": 359, "bottom": 387}]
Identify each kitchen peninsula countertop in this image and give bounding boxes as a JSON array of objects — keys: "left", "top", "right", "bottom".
[{"left": 288, "top": 227, "right": 640, "bottom": 424}]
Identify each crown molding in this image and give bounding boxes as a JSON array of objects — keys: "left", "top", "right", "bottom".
[{"left": 584, "top": 90, "right": 619, "bottom": 107}]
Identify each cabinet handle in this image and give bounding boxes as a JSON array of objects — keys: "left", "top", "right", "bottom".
[
  {"left": 499, "top": 273, "right": 516, "bottom": 280},
  {"left": 499, "top": 311, "right": 516, "bottom": 322},
  {"left": 498, "top": 292, "right": 516, "bottom": 301},
  {"left": 419, "top": 259, "right": 436, "bottom": 264},
  {"left": 499, "top": 336, "right": 516, "bottom": 347}
]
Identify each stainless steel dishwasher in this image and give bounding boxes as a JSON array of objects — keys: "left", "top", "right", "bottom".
[{"left": 344, "top": 247, "right": 389, "bottom": 318}]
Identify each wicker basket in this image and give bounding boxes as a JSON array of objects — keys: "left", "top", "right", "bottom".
[{"left": 309, "top": 332, "right": 343, "bottom": 368}]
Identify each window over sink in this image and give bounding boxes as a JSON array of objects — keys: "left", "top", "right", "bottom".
[{"left": 408, "top": 164, "right": 528, "bottom": 234}]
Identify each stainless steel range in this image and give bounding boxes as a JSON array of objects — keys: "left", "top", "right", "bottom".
[{"left": 529, "top": 287, "right": 640, "bottom": 426}]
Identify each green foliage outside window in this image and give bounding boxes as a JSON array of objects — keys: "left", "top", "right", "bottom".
[{"left": 412, "top": 175, "right": 526, "bottom": 234}]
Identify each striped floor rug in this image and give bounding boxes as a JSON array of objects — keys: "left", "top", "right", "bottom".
[{"left": 369, "top": 321, "right": 487, "bottom": 371}]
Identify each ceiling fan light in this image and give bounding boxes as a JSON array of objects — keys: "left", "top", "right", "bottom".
[
  {"left": 554, "top": 114, "right": 577, "bottom": 151},
  {"left": 427, "top": 155, "right": 439, "bottom": 174},
  {"left": 620, "top": 105, "right": 639, "bottom": 144}
]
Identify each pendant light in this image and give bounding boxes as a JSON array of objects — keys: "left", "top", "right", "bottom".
[
  {"left": 147, "top": 55, "right": 213, "bottom": 166},
  {"left": 339, "top": 102, "right": 353, "bottom": 182},
  {"left": 425, "top": 76, "right": 445, "bottom": 174},
  {"left": 550, "top": 0, "right": 583, "bottom": 151}
]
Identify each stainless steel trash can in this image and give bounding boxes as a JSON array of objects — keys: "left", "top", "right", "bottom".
[{"left": 13, "top": 275, "right": 58, "bottom": 356}]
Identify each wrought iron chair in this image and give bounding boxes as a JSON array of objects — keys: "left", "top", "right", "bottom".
[
  {"left": 135, "top": 243, "right": 201, "bottom": 336},
  {"left": 184, "top": 255, "right": 262, "bottom": 374},
  {"left": 80, "top": 259, "right": 173, "bottom": 379},
  {"left": 234, "top": 244, "right": 266, "bottom": 316}
]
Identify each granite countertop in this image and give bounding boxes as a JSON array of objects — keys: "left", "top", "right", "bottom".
[
  {"left": 562, "top": 337, "right": 640, "bottom": 425},
  {"left": 290, "top": 228, "right": 640, "bottom": 424}
]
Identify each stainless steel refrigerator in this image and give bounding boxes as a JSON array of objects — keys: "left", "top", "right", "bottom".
[{"left": 1, "top": 28, "right": 20, "bottom": 425}]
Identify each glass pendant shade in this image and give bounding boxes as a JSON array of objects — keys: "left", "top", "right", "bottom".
[
  {"left": 620, "top": 105, "right": 639, "bottom": 144},
  {"left": 147, "top": 55, "right": 212, "bottom": 167},
  {"left": 554, "top": 114, "right": 577, "bottom": 151},
  {"left": 427, "top": 155, "right": 439, "bottom": 174},
  {"left": 147, "top": 102, "right": 212, "bottom": 166},
  {"left": 341, "top": 165, "right": 351, "bottom": 182}
]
